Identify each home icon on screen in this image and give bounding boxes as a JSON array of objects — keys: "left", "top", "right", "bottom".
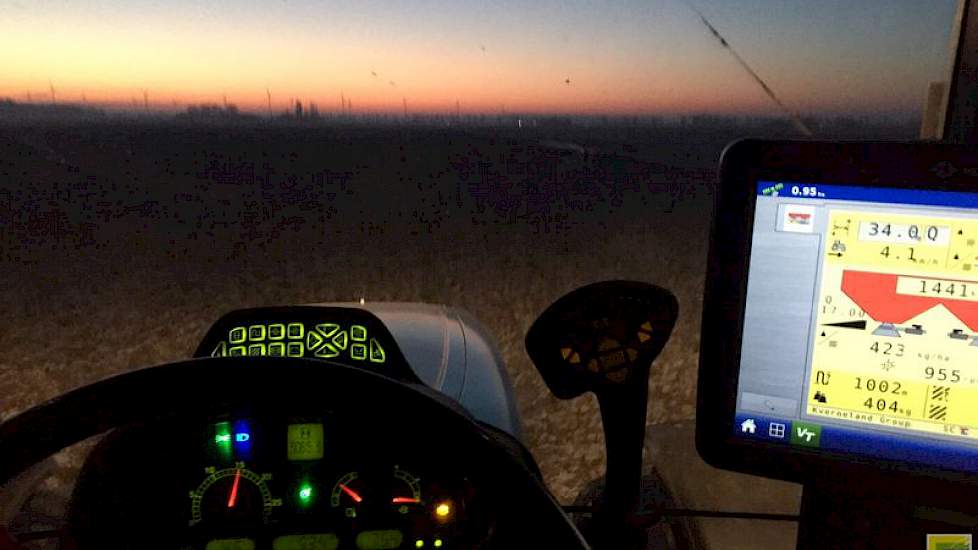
[{"left": 741, "top": 419, "right": 757, "bottom": 434}]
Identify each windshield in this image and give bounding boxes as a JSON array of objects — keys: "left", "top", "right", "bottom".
[{"left": 0, "top": 2, "right": 962, "bottom": 548}]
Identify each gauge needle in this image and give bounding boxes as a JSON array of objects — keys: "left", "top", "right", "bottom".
[
  {"left": 340, "top": 484, "right": 363, "bottom": 503},
  {"left": 227, "top": 469, "right": 242, "bottom": 508},
  {"left": 392, "top": 497, "right": 420, "bottom": 504}
]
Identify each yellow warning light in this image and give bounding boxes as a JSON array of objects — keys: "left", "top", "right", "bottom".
[{"left": 435, "top": 502, "right": 452, "bottom": 519}]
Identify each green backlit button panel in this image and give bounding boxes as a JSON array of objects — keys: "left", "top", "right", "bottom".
[{"left": 212, "top": 321, "right": 386, "bottom": 364}]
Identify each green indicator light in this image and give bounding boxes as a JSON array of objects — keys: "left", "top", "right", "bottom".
[
  {"left": 434, "top": 541, "right": 442, "bottom": 548},
  {"left": 248, "top": 325, "right": 266, "bottom": 341},
  {"left": 415, "top": 541, "right": 424, "bottom": 549},
  {"left": 272, "top": 534, "right": 339, "bottom": 550},
  {"left": 355, "top": 530, "right": 403, "bottom": 550},
  {"left": 229, "top": 327, "right": 247, "bottom": 344},
  {"left": 351, "top": 343, "right": 367, "bottom": 361},
  {"left": 369, "top": 338, "right": 386, "bottom": 363},
  {"left": 350, "top": 325, "right": 367, "bottom": 342},
  {"left": 229, "top": 346, "right": 246, "bottom": 357},
  {"left": 268, "top": 342, "right": 285, "bottom": 357},
  {"left": 214, "top": 421, "right": 233, "bottom": 461},
  {"left": 268, "top": 324, "right": 285, "bottom": 340},
  {"left": 287, "top": 323, "right": 305, "bottom": 340},
  {"left": 298, "top": 483, "right": 314, "bottom": 505},
  {"left": 248, "top": 344, "right": 266, "bottom": 356}
]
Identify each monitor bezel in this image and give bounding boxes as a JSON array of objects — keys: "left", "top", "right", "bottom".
[{"left": 697, "top": 139, "right": 978, "bottom": 484}]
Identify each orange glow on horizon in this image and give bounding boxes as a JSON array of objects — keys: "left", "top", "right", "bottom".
[{"left": 0, "top": 2, "right": 942, "bottom": 117}]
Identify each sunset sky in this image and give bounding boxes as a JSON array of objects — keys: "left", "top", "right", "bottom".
[{"left": 0, "top": 0, "right": 959, "bottom": 116}]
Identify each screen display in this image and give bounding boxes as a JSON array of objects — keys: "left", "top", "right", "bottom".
[{"left": 734, "top": 181, "right": 978, "bottom": 472}]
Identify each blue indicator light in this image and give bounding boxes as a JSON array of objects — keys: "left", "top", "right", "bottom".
[{"left": 232, "top": 420, "right": 253, "bottom": 460}]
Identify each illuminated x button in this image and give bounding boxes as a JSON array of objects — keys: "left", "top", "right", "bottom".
[
  {"left": 332, "top": 331, "right": 349, "bottom": 350},
  {"left": 229, "top": 346, "right": 246, "bottom": 357},
  {"left": 307, "top": 331, "right": 326, "bottom": 352},
  {"left": 316, "top": 323, "right": 340, "bottom": 338},
  {"left": 315, "top": 343, "right": 340, "bottom": 358}
]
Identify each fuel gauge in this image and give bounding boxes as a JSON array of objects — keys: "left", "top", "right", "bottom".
[
  {"left": 391, "top": 466, "right": 422, "bottom": 515},
  {"left": 330, "top": 471, "right": 365, "bottom": 518}
]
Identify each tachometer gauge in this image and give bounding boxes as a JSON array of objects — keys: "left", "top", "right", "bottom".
[
  {"left": 189, "top": 464, "right": 281, "bottom": 527},
  {"left": 330, "top": 471, "right": 365, "bottom": 518}
]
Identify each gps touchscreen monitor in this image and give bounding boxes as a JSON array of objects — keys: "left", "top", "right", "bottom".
[{"left": 697, "top": 140, "right": 978, "bottom": 482}]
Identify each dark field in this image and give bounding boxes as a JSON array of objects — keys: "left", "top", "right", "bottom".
[{"left": 0, "top": 119, "right": 911, "bottom": 503}]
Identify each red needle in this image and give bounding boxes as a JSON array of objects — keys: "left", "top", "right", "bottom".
[
  {"left": 340, "top": 483, "right": 363, "bottom": 503},
  {"left": 392, "top": 497, "right": 420, "bottom": 504},
  {"left": 227, "top": 469, "right": 241, "bottom": 508}
]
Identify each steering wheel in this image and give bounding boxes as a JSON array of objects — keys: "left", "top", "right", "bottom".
[{"left": 0, "top": 357, "right": 588, "bottom": 549}]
